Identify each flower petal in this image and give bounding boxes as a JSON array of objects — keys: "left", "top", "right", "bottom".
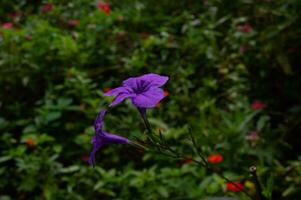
[
  {"left": 94, "top": 109, "right": 107, "bottom": 133},
  {"left": 103, "top": 132, "right": 129, "bottom": 144},
  {"left": 104, "top": 87, "right": 127, "bottom": 96},
  {"left": 138, "top": 73, "right": 169, "bottom": 87},
  {"left": 123, "top": 73, "right": 169, "bottom": 89},
  {"left": 122, "top": 77, "right": 139, "bottom": 90},
  {"left": 132, "top": 87, "right": 165, "bottom": 108},
  {"left": 109, "top": 93, "right": 135, "bottom": 107},
  {"left": 88, "top": 140, "right": 104, "bottom": 166}
]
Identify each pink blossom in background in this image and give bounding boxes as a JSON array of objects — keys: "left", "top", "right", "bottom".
[
  {"left": 239, "top": 45, "right": 249, "bottom": 53},
  {"left": 238, "top": 23, "right": 253, "bottom": 33},
  {"left": 25, "top": 35, "right": 33, "bottom": 41},
  {"left": 68, "top": 19, "right": 80, "bottom": 27},
  {"left": 42, "top": 3, "right": 54, "bottom": 13},
  {"left": 251, "top": 100, "right": 266, "bottom": 110},
  {"left": 8, "top": 12, "right": 21, "bottom": 20},
  {"left": 2, "top": 23, "right": 13, "bottom": 29},
  {"left": 246, "top": 130, "right": 259, "bottom": 141}
]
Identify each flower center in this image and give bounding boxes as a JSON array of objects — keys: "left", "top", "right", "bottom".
[{"left": 135, "top": 80, "right": 150, "bottom": 94}]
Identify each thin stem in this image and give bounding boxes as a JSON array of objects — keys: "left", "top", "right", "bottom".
[{"left": 250, "top": 166, "right": 268, "bottom": 200}]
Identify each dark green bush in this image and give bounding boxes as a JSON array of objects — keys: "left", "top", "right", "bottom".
[{"left": 0, "top": 0, "right": 300, "bottom": 199}]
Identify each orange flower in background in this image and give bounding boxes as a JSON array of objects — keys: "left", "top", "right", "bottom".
[
  {"left": 207, "top": 153, "right": 223, "bottom": 164},
  {"left": 251, "top": 100, "right": 266, "bottom": 110},
  {"left": 98, "top": 2, "right": 111, "bottom": 14},
  {"left": 103, "top": 87, "right": 112, "bottom": 93},
  {"left": 25, "top": 138, "right": 35, "bottom": 146},
  {"left": 183, "top": 158, "right": 193, "bottom": 164},
  {"left": 164, "top": 90, "right": 169, "bottom": 97},
  {"left": 226, "top": 182, "right": 244, "bottom": 192}
]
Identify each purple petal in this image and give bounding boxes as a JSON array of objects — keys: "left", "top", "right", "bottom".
[
  {"left": 104, "top": 87, "right": 127, "bottom": 96},
  {"left": 94, "top": 109, "right": 107, "bottom": 133},
  {"left": 103, "top": 132, "right": 129, "bottom": 144},
  {"left": 132, "top": 87, "right": 165, "bottom": 108},
  {"left": 138, "top": 73, "right": 169, "bottom": 87},
  {"left": 123, "top": 73, "right": 169, "bottom": 89},
  {"left": 88, "top": 140, "right": 104, "bottom": 166},
  {"left": 122, "top": 77, "right": 139, "bottom": 90},
  {"left": 88, "top": 148, "right": 97, "bottom": 166},
  {"left": 109, "top": 93, "right": 135, "bottom": 107}
]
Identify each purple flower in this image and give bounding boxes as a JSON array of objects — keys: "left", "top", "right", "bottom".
[
  {"left": 89, "top": 109, "right": 129, "bottom": 166},
  {"left": 105, "top": 73, "right": 169, "bottom": 108}
]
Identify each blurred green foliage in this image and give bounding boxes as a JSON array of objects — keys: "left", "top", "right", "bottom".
[{"left": 0, "top": 0, "right": 301, "bottom": 199}]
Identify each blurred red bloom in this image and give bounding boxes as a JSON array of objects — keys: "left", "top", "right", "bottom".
[
  {"left": 25, "top": 138, "right": 35, "bottom": 146},
  {"left": 42, "top": 3, "right": 54, "bottom": 13},
  {"left": 140, "top": 32, "right": 150, "bottom": 39},
  {"left": 238, "top": 23, "right": 253, "bottom": 33},
  {"left": 207, "top": 153, "right": 223, "bottom": 164},
  {"left": 227, "top": 182, "right": 244, "bottom": 192},
  {"left": 103, "top": 87, "right": 112, "bottom": 93},
  {"left": 98, "top": 2, "right": 111, "bottom": 14},
  {"left": 251, "top": 100, "right": 266, "bottom": 110},
  {"left": 2, "top": 23, "right": 13, "bottom": 29},
  {"left": 287, "top": 48, "right": 297, "bottom": 54},
  {"left": 81, "top": 154, "right": 89, "bottom": 162}
]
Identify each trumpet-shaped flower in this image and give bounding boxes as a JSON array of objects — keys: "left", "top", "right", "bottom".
[
  {"left": 89, "top": 109, "right": 129, "bottom": 166},
  {"left": 104, "top": 73, "right": 169, "bottom": 109}
]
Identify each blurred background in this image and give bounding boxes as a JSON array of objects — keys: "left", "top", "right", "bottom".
[{"left": 0, "top": 0, "right": 301, "bottom": 199}]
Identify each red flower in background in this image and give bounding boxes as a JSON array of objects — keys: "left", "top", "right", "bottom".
[
  {"left": 2, "top": 23, "right": 13, "bottom": 29},
  {"left": 42, "top": 3, "right": 54, "bottom": 13},
  {"left": 207, "top": 153, "right": 223, "bottom": 164},
  {"left": 81, "top": 154, "right": 89, "bottom": 162},
  {"left": 98, "top": 2, "right": 111, "bottom": 14},
  {"left": 238, "top": 23, "right": 253, "bottom": 33},
  {"left": 251, "top": 100, "right": 266, "bottom": 110},
  {"left": 227, "top": 182, "right": 244, "bottom": 192}
]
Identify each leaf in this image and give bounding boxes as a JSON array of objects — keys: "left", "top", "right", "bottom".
[
  {"left": 157, "top": 186, "right": 169, "bottom": 198},
  {"left": 59, "top": 165, "right": 80, "bottom": 173},
  {"left": 256, "top": 116, "right": 270, "bottom": 132},
  {"left": 277, "top": 54, "right": 293, "bottom": 75},
  {"left": 45, "top": 111, "right": 61, "bottom": 123},
  {"left": 0, "top": 156, "right": 12, "bottom": 163}
]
